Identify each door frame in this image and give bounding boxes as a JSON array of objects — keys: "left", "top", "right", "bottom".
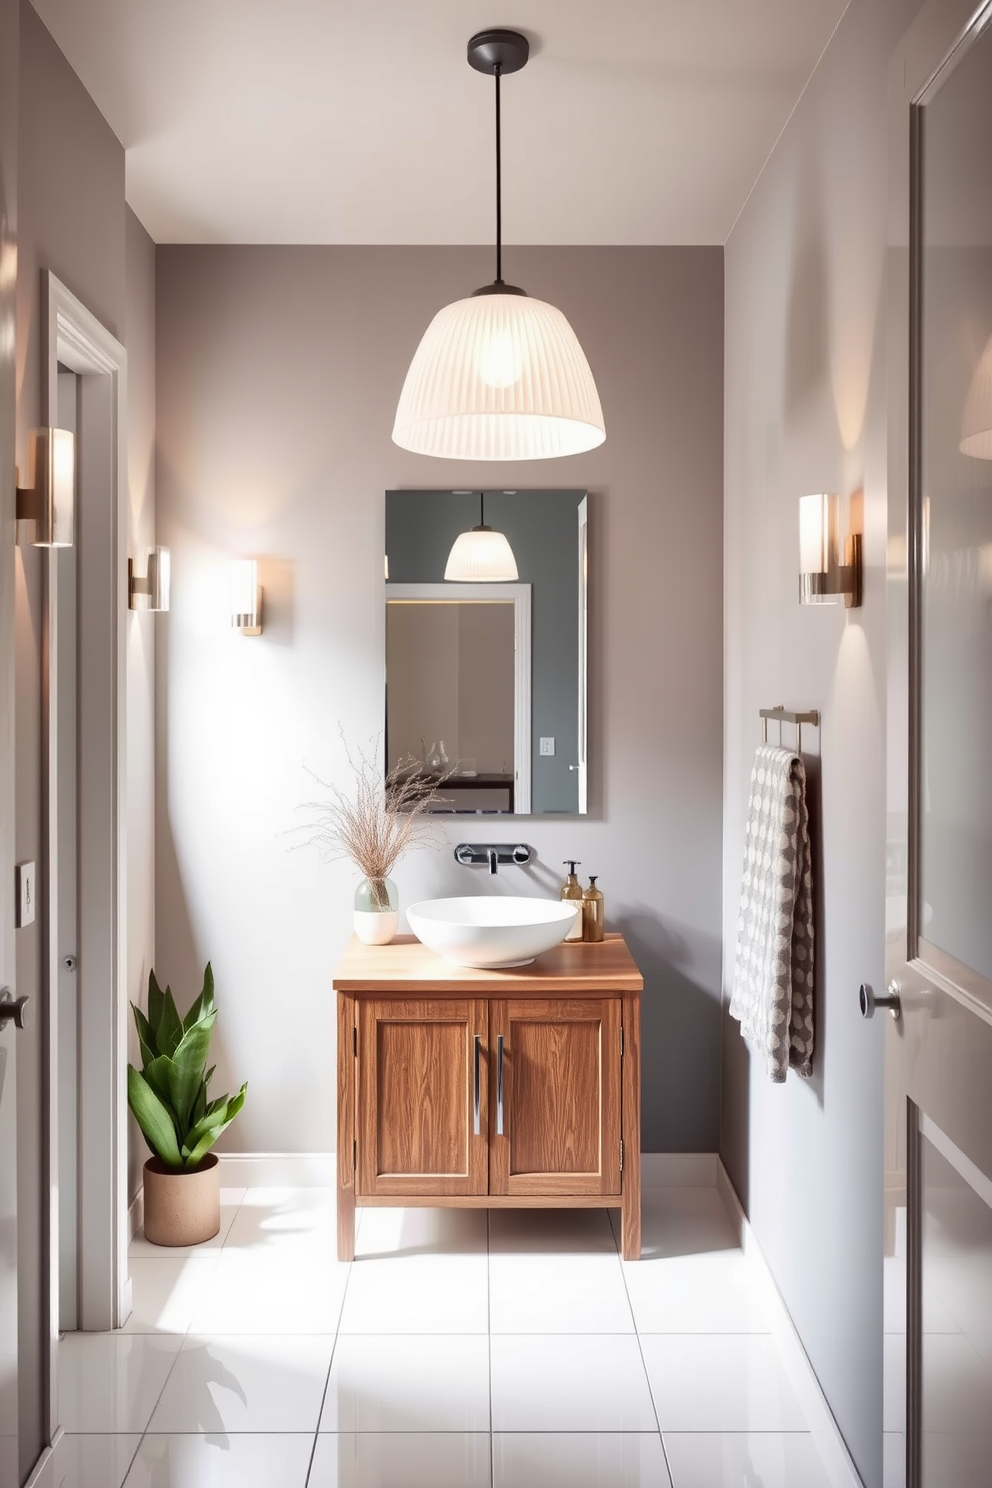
[{"left": 41, "top": 270, "right": 129, "bottom": 1403}]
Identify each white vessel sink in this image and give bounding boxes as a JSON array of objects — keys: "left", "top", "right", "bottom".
[{"left": 406, "top": 896, "right": 580, "bottom": 969}]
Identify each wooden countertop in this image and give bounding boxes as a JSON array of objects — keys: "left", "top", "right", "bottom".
[{"left": 333, "top": 932, "right": 644, "bottom": 994}]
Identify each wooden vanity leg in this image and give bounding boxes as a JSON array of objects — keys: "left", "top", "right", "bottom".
[
  {"left": 621, "top": 993, "right": 641, "bottom": 1261},
  {"left": 337, "top": 992, "right": 356, "bottom": 1262}
]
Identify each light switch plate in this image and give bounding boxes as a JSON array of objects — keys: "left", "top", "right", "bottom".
[
  {"left": 539, "top": 737, "right": 556, "bottom": 756},
  {"left": 16, "top": 862, "right": 36, "bottom": 929}
]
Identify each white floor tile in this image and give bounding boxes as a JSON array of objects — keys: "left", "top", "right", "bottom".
[
  {"left": 883, "top": 1432, "right": 905, "bottom": 1488},
  {"left": 491, "top": 1334, "right": 657, "bottom": 1432},
  {"left": 490, "top": 1207, "right": 618, "bottom": 1255},
  {"left": 53, "top": 1433, "right": 141, "bottom": 1488},
  {"left": 641, "top": 1335, "right": 809, "bottom": 1433},
  {"left": 129, "top": 1188, "right": 246, "bottom": 1258},
  {"left": 494, "top": 1432, "right": 671, "bottom": 1487},
  {"left": 663, "top": 1432, "right": 833, "bottom": 1488},
  {"left": 341, "top": 1252, "right": 488, "bottom": 1333},
  {"left": 320, "top": 1335, "right": 491, "bottom": 1433},
  {"left": 147, "top": 1334, "right": 333, "bottom": 1433},
  {"left": 221, "top": 1187, "right": 336, "bottom": 1253},
  {"left": 356, "top": 1205, "right": 487, "bottom": 1256},
  {"left": 189, "top": 1248, "right": 349, "bottom": 1333},
  {"left": 622, "top": 1249, "right": 769, "bottom": 1334},
  {"left": 490, "top": 1252, "right": 634, "bottom": 1333},
  {"left": 310, "top": 1433, "right": 492, "bottom": 1487},
  {"left": 58, "top": 1334, "right": 183, "bottom": 1433},
  {"left": 123, "top": 1434, "right": 314, "bottom": 1487},
  {"left": 120, "top": 1256, "right": 221, "bottom": 1334}
]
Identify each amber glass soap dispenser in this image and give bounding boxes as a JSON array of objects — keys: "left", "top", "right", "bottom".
[
  {"left": 582, "top": 876, "right": 605, "bottom": 942},
  {"left": 561, "top": 861, "right": 584, "bottom": 941}
]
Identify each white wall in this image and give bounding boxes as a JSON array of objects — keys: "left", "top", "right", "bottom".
[
  {"left": 721, "top": 0, "right": 923, "bottom": 1482},
  {"left": 155, "top": 244, "right": 725, "bottom": 1157}
]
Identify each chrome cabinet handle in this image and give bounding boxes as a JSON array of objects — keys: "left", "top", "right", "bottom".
[
  {"left": 473, "top": 1035, "right": 481, "bottom": 1136},
  {"left": 859, "top": 981, "right": 901, "bottom": 1020},
  {"left": 496, "top": 1034, "right": 504, "bottom": 1135}
]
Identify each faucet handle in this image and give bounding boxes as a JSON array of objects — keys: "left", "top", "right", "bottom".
[{"left": 454, "top": 844, "right": 534, "bottom": 870}]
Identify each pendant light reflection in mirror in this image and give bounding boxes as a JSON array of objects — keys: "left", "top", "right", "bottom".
[
  {"left": 444, "top": 491, "right": 518, "bottom": 582},
  {"left": 392, "top": 29, "right": 605, "bottom": 462}
]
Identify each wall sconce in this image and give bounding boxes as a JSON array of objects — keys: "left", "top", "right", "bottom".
[
  {"left": 16, "top": 428, "right": 75, "bottom": 547},
  {"left": 231, "top": 559, "right": 262, "bottom": 636},
  {"left": 128, "top": 546, "right": 171, "bottom": 611},
  {"left": 799, "top": 493, "right": 862, "bottom": 608}
]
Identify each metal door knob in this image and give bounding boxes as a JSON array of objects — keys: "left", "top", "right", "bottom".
[
  {"left": 0, "top": 990, "right": 30, "bottom": 1031},
  {"left": 859, "top": 982, "right": 901, "bottom": 1020}
]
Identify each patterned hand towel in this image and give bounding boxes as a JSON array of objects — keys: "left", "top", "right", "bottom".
[{"left": 730, "top": 743, "right": 814, "bottom": 1082}]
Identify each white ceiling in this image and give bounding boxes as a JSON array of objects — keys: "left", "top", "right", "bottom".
[{"left": 31, "top": 0, "right": 848, "bottom": 246}]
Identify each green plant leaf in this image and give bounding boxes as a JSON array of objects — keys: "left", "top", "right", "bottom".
[
  {"left": 185, "top": 1083, "right": 247, "bottom": 1154},
  {"left": 191, "top": 1081, "right": 207, "bottom": 1130},
  {"left": 155, "top": 986, "right": 183, "bottom": 1059},
  {"left": 184, "top": 1083, "right": 247, "bottom": 1168},
  {"left": 167, "top": 1013, "right": 216, "bottom": 1134},
  {"left": 204, "top": 1065, "right": 216, "bottom": 1088},
  {"left": 141, "top": 1054, "right": 174, "bottom": 1111},
  {"left": 147, "top": 968, "right": 166, "bottom": 1036},
  {"left": 131, "top": 1004, "right": 157, "bottom": 1068},
  {"left": 182, "top": 962, "right": 217, "bottom": 1034},
  {"left": 127, "top": 1065, "right": 183, "bottom": 1168}
]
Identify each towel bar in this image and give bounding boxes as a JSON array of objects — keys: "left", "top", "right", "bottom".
[{"left": 760, "top": 706, "right": 820, "bottom": 754}]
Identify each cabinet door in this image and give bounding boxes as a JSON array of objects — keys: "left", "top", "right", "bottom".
[
  {"left": 356, "top": 998, "right": 489, "bottom": 1197},
  {"left": 489, "top": 997, "right": 622, "bottom": 1197}
]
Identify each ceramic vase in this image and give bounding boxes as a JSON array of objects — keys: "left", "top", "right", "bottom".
[{"left": 354, "top": 875, "right": 399, "bottom": 945}]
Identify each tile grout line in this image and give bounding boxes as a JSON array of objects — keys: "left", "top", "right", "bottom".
[
  {"left": 487, "top": 1209, "right": 495, "bottom": 1488},
  {"left": 303, "top": 1192, "right": 362, "bottom": 1485},
  {"left": 612, "top": 1213, "right": 678, "bottom": 1488}
]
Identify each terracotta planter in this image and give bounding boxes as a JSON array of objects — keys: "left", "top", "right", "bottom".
[{"left": 142, "top": 1152, "right": 221, "bottom": 1246}]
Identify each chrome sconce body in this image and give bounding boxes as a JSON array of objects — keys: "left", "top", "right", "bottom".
[
  {"left": 16, "top": 427, "right": 75, "bottom": 547},
  {"left": 798, "top": 492, "right": 862, "bottom": 608},
  {"left": 128, "top": 546, "right": 171, "bottom": 612}
]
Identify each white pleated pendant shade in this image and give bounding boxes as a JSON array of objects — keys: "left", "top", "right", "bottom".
[
  {"left": 393, "top": 291, "right": 606, "bottom": 461},
  {"left": 961, "top": 332, "right": 992, "bottom": 458},
  {"left": 444, "top": 526, "right": 518, "bottom": 582}
]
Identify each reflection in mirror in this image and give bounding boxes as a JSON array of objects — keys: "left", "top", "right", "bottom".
[{"left": 385, "top": 490, "right": 588, "bottom": 815}]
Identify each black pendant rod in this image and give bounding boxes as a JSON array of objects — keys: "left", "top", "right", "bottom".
[{"left": 494, "top": 65, "right": 502, "bottom": 285}]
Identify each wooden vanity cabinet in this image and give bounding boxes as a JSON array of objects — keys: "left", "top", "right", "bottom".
[{"left": 335, "top": 934, "right": 642, "bottom": 1261}]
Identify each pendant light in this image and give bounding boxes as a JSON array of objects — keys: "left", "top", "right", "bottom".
[
  {"left": 392, "top": 29, "right": 606, "bottom": 462},
  {"left": 445, "top": 492, "right": 519, "bottom": 581}
]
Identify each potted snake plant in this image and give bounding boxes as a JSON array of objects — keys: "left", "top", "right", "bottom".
[{"left": 128, "top": 963, "right": 247, "bottom": 1246}]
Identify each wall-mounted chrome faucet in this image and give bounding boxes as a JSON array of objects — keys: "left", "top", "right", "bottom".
[{"left": 454, "top": 843, "right": 533, "bottom": 875}]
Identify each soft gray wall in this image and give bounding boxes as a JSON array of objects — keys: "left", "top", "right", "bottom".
[
  {"left": 386, "top": 487, "right": 584, "bottom": 811},
  {"left": 15, "top": 0, "right": 125, "bottom": 1467},
  {"left": 721, "top": 0, "right": 923, "bottom": 1483},
  {"left": 155, "top": 244, "right": 724, "bottom": 1156}
]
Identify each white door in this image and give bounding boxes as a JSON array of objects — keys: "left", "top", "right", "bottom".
[{"left": 885, "top": 4, "right": 992, "bottom": 1484}]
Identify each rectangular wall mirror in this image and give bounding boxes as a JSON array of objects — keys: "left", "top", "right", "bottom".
[{"left": 385, "top": 489, "right": 588, "bottom": 815}]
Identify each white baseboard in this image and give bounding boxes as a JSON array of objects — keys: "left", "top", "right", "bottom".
[
  {"left": 641, "top": 1151, "right": 718, "bottom": 1187},
  {"left": 716, "top": 1160, "right": 864, "bottom": 1488},
  {"left": 24, "top": 1428, "right": 62, "bottom": 1488},
  {"left": 128, "top": 1186, "right": 144, "bottom": 1243},
  {"left": 217, "top": 1152, "right": 337, "bottom": 1187}
]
